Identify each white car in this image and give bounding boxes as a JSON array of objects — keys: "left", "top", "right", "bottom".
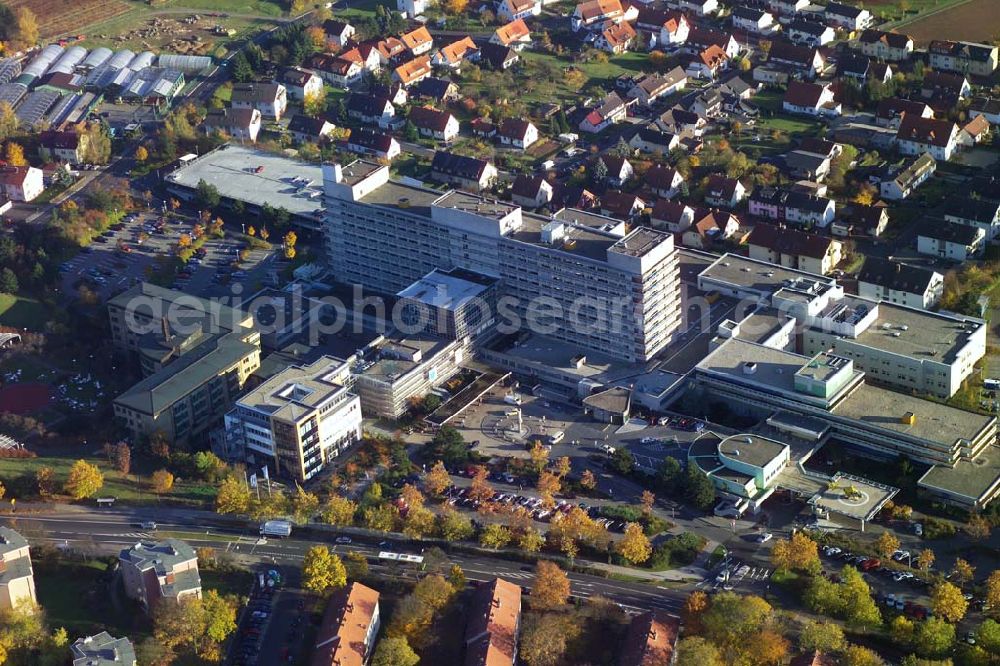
[
  {"left": 335, "top": 536, "right": 352, "bottom": 544},
  {"left": 640, "top": 437, "right": 658, "bottom": 445},
  {"left": 758, "top": 532, "right": 773, "bottom": 543}
]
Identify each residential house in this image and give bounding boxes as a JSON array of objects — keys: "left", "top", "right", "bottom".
[
  {"left": 288, "top": 114, "right": 336, "bottom": 143},
  {"left": 858, "top": 257, "right": 944, "bottom": 310},
  {"left": 279, "top": 66, "right": 324, "bottom": 101},
  {"left": 572, "top": 0, "right": 625, "bottom": 31},
  {"left": 645, "top": 163, "right": 684, "bottom": 198},
  {"left": 682, "top": 208, "right": 739, "bottom": 248},
  {"left": 704, "top": 174, "right": 746, "bottom": 208},
  {"left": 768, "top": 40, "right": 825, "bottom": 76},
  {"left": 201, "top": 107, "right": 261, "bottom": 143},
  {"left": 782, "top": 81, "right": 839, "bottom": 117},
  {"left": 71, "top": 633, "right": 136, "bottom": 666},
  {"left": 579, "top": 92, "right": 627, "bottom": 133},
  {"left": 413, "top": 77, "right": 460, "bottom": 104},
  {"left": 652, "top": 11, "right": 690, "bottom": 46},
  {"left": 433, "top": 36, "right": 480, "bottom": 69},
  {"left": 784, "top": 149, "right": 832, "bottom": 181},
  {"left": 628, "top": 67, "right": 687, "bottom": 106},
  {"left": 600, "top": 190, "right": 646, "bottom": 220},
  {"left": 409, "top": 106, "right": 460, "bottom": 141},
  {"left": 312, "top": 582, "right": 381, "bottom": 666},
  {"left": 879, "top": 153, "right": 936, "bottom": 200},
  {"left": 628, "top": 126, "right": 680, "bottom": 153},
  {"left": 798, "top": 136, "right": 843, "bottom": 160},
  {"left": 340, "top": 44, "right": 383, "bottom": 73},
  {"left": 393, "top": 56, "right": 433, "bottom": 87},
  {"left": 620, "top": 612, "right": 680, "bottom": 666},
  {"left": 322, "top": 20, "right": 355, "bottom": 48},
  {"left": 961, "top": 114, "right": 991, "bottom": 146},
  {"left": 720, "top": 74, "right": 758, "bottom": 100},
  {"left": 0, "top": 166, "right": 43, "bottom": 202},
  {"left": 481, "top": 42, "right": 520, "bottom": 70},
  {"left": 921, "top": 70, "right": 971, "bottom": 101},
  {"left": 498, "top": 119, "right": 539, "bottom": 149},
  {"left": 471, "top": 117, "right": 498, "bottom": 138},
  {"left": 397, "top": 0, "right": 426, "bottom": 18},
  {"left": 732, "top": 7, "right": 778, "bottom": 35},
  {"left": 749, "top": 187, "right": 836, "bottom": 227},
  {"left": 38, "top": 130, "right": 85, "bottom": 163},
  {"left": 671, "top": 0, "right": 719, "bottom": 16},
  {"left": 372, "top": 36, "right": 408, "bottom": 63},
  {"left": 231, "top": 82, "right": 287, "bottom": 120},
  {"left": 838, "top": 53, "right": 872, "bottom": 81},
  {"left": 597, "top": 22, "right": 637, "bottom": 54},
  {"left": 306, "top": 54, "right": 364, "bottom": 89},
  {"left": 651, "top": 199, "right": 695, "bottom": 232},
  {"left": 0, "top": 528, "right": 36, "bottom": 612},
  {"left": 928, "top": 40, "right": 999, "bottom": 76},
  {"left": 598, "top": 154, "right": 634, "bottom": 186},
  {"left": 371, "top": 82, "right": 408, "bottom": 106},
  {"left": 465, "top": 578, "right": 522, "bottom": 666},
  {"left": 835, "top": 203, "right": 889, "bottom": 238},
  {"left": 970, "top": 97, "right": 1000, "bottom": 125},
  {"left": 896, "top": 115, "right": 960, "bottom": 162},
  {"left": 858, "top": 29, "right": 914, "bottom": 61},
  {"left": 918, "top": 220, "right": 985, "bottom": 261},
  {"left": 786, "top": 19, "right": 835, "bottom": 46},
  {"left": 686, "top": 44, "right": 729, "bottom": 80},
  {"left": 824, "top": 2, "right": 872, "bottom": 31},
  {"left": 346, "top": 128, "right": 401, "bottom": 161},
  {"left": 431, "top": 151, "right": 498, "bottom": 191},
  {"left": 768, "top": 0, "right": 809, "bottom": 14},
  {"left": 492, "top": 19, "right": 533, "bottom": 50},
  {"left": 498, "top": 0, "right": 540, "bottom": 22},
  {"left": 875, "top": 97, "right": 933, "bottom": 128},
  {"left": 685, "top": 26, "right": 740, "bottom": 58},
  {"left": 656, "top": 107, "right": 706, "bottom": 136},
  {"left": 748, "top": 221, "right": 843, "bottom": 274},
  {"left": 943, "top": 195, "right": 1000, "bottom": 240},
  {"left": 346, "top": 94, "right": 395, "bottom": 126},
  {"left": 119, "top": 539, "right": 201, "bottom": 612},
  {"left": 402, "top": 27, "right": 435, "bottom": 56},
  {"left": 511, "top": 174, "right": 554, "bottom": 208},
  {"left": 870, "top": 62, "right": 894, "bottom": 84}
]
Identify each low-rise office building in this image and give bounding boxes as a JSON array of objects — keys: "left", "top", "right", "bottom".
[
  {"left": 119, "top": 539, "right": 201, "bottom": 612},
  {"left": 224, "top": 356, "right": 362, "bottom": 483},
  {"left": 0, "top": 527, "right": 36, "bottom": 612}
]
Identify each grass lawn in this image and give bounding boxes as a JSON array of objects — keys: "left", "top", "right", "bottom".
[
  {"left": 156, "top": 0, "right": 286, "bottom": 15},
  {"left": 201, "top": 568, "right": 254, "bottom": 598},
  {"left": 337, "top": 0, "right": 391, "bottom": 20},
  {"left": 0, "top": 455, "right": 217, "bottom": 507},
  {"left": 0, "top": 294, "right": 51, "bottom": 331}
]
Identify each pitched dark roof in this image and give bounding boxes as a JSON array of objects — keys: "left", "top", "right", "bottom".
[
  {"left": 919, "top": 219, "right": 983, "bottom": 245},
  {"left": 749, "top": 221, "right": 836, "bottom": 259},
  {"left": 431, "top": 151, "right": 491, "bottom": 180},
  {"left": 287, "top": 114, "right": 330, "bottom": 135},
  {"left": 788, "top": 19, "right": 829, "bottom": 37},
  {"left": 705, "top": 174, "right": 741, "bottom": 201},
  {"left": 348, "top": 128, "right": 395, "bottom": 153},
  {"left": 751, "top": 187, "right": 832, "bottom": 214},
  {"left": 784, "top": 81, "right": 827, "bottom": 108},
  {"left": 769, "top": 39, "right": 817, "bottom": 66},
  {"left": 499, "top": 118, "right": 534, "bottom": 140},
  {"left": 896, "top": 115, "right": 956, "bottom": 147},
  {"left": 859, "top": 29, "right": 912, "bottom": 49},
  {"left": 480, "top": 42, "right": 518, "bottom": 69},
  {"left": 413, "top": 76, "right": 456, "bottom": 101},
  {"left": 826, "top": 1, "right": 865, "bottom": 18},
  {"left": 645, "top": 164, "right": 681, "bottom": 190},
  {"left": 346, "top": 93, "right": 392, "bottom": 116},
  {"left": 929, "top": 40, "right": 996, "bottom": 63},
  {"left": 408, "top": 106, "right": 455, "bottom": 132},
  {"left": 838, "top": 53, "right": 871, "bottom": 76},
  {"left": 512, "top": 174, "right": 549, "bottom": 199},
  {"left": 944, "top": 195, "right": 1000, "bottom": 223},
  {"left": 876, "top": 97, "right": 930, "bottom": 120},
  {"left": 858, "top": 257, "right": 938, "bottom": 294}
]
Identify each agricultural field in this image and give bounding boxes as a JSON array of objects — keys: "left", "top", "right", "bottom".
[
  {"left": 902, "top": 0, "right": 1000, "bottom": 45},
  {"left": 4, "top": 0, "right": 132, "bottom": 39}
]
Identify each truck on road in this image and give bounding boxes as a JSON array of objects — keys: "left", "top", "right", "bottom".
[{"left": 260, "top": 520, "right": 292, "bottom": 538}]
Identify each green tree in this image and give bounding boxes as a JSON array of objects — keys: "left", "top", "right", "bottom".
[
  {"left": 0, "top": 268, "right": 18, "bottom": 294},
  {"left": 202, "top": 590, "right": 238, "bottom": 643},
  {"left": 371, "top": 636, "right": 419, "bottom": 666},
  {"left": 195, "top": 178, "right": 221, "bottom": 209},
  {"left": 291, "top": 485, "right": 320, "bottom": 522},
  {"left": 930, "top": 581, "right": 968, "bottom": 623},
  {"left": 683, "top": 465, "right": 716, "bottom": 510},
  {"left": 843, "top": 644, "right": 886, "bottom": 666},
  {"left": 362, "top": 504, "right": 398, "bottom": 532},
  {"left": 302, "top": 546, "right": 347, "bottom": 594},
  {"left": 63, "top": 460, "right": 104, "bottom": 499},
  {"left": 701, "top": 592, "right": 773, "bottom": 664},
  {"left": 610, "top": 448, "right": 635, "bottom": 475},
  {"left": 841, "top": 566, "right": 882, "bottom": 628},
  {"left": 914, "top": 617, "right": 955, "bottom": 658},
  {"left": 479, "top": 523, "right": 512, "bottom": 549},
  {"left": 977, "top": 618, "right": 1000, "bottom": 655},
  {"left": 0, "top": 102, "right": 17, "bottom": 142},
  {"left": 215, "top": 476, "right": 250, "bottom": 514},
  {"left": 322, "top": 494, "right": 357, "bottom": 526},
  {"left": 800, "top": 619, "right": 846, "bottom": 654},
  {"left": 437, "top": 507, "right": 474, "bottom": 541},
  {"left": 676, "top": 637, "right": 723, "bottom": 666}
]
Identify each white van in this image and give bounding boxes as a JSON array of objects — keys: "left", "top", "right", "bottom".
[
  {"left": 504, "top": 394, "right": 523, "bottom": 406},
  {"left": 549, "top": 431, "right": 565, "bottom": 444},
  {"left": 985, "top": 378, "right": 1000, "bottom": 390}
]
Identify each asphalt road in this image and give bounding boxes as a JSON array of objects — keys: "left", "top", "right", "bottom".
[{"left": 1, "top": 506, "right": 686, "bottom": 614}]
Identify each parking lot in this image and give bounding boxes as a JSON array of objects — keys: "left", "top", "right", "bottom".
[{"left": 59, "top": 211, "right": 276, "bottom": 300}]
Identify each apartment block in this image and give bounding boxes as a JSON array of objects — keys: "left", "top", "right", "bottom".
[
  {"left": 119, "top": 539, "right": 201, "bottom": 611},
  {"left": 323, "top": 160, "right": 681, "bottom": 364},
  {"left": 225, "top": 356, "right": 362, "bottom": 483},
  {"left": 465, "top": 578, "right": 522, "bottom": 666},
  {"left": 929, "top": 40, "right": 999, "bottom": 77},
  {"left": 110, "top": 284, "right": 261, "bottom": 445},
  {"left": 71, "top": 633, "right": 137, "bottom": 666},
  {"left": 312, "top": 582, "right": 381, "bottom": 666},
  {"left": 0, "top": 527, "right": 36, "bottom": 612}
]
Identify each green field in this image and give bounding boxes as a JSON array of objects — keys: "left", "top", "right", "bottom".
[
  {"left": 154, "top": 0, "right": 286, "bottom": 15},
  {"left": 0, "top": 294, "right": 50, "bottom": 331},
  {"left": 0, "top": 455, "right": 217, "bottom": 507}
]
